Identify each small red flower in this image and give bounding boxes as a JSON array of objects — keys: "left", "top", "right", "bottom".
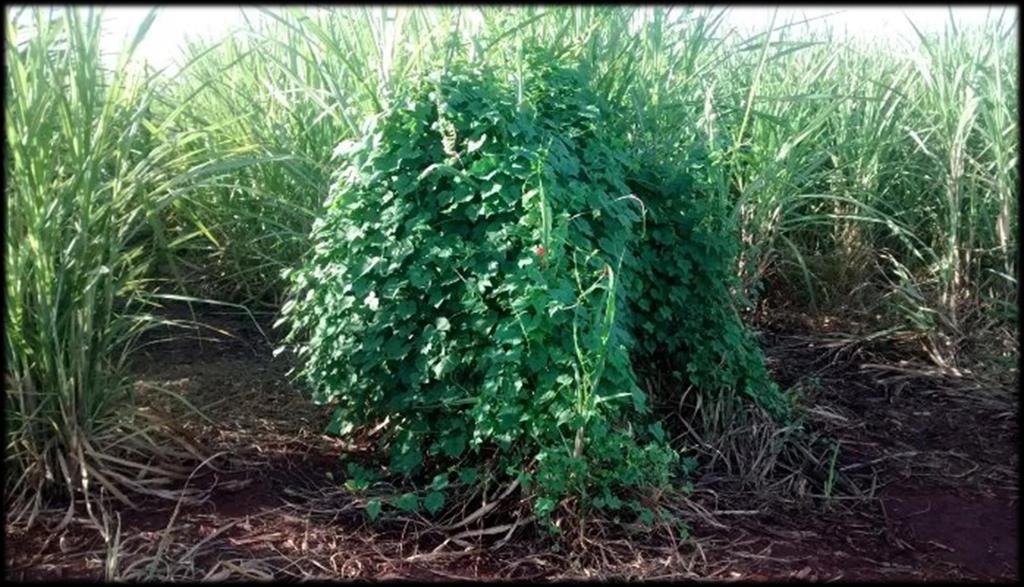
[{"left": 535, "top": 245, "right": 546, "bottom": 257}]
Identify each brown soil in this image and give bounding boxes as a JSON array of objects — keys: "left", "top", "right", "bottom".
[{"left": 4, "top": 306, "right": 1018, "bottom": 581}]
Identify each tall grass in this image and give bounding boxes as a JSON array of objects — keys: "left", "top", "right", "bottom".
[
  {"left": 5, "top": 6, "right": 1016, "bottom": 521},
  {"left": 158, "top": 7, "right": 468, "bottom": 303},
  {"left": 713, "top": 11, "right": 1018, "bottom": 366},
  {"left": 146, "top": 5, "right": 1018, "bottom": 363},
  {"left": 157, "top": 7, "right": 725, "bottom": 302},
  {"left": 4, "top": 6, "right": 209, "bottom": 525}
]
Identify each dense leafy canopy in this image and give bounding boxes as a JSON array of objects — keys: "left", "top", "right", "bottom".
[{"left": 279, "top": 53, "right": 785, "bottom": 522}]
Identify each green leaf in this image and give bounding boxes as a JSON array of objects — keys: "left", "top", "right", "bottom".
[
  {"left": 440, "top": 433, "right": 467, "bottom": 458},
  {"left": 648, "top": 422, "right": 666, "bottom": 443},
  {"left": 458, "top": 467, "right": 478, "bottom": 485},
  {"left": 424, "top": 491, "right": 446, "bottom": 515},
  {"left": 325, "top": 415, "right": 342, "bottom": 436},
  {"left": 390, "top": 446, "right": 423, "bottom": 475},
  {"left": 366, "top": 498, "right": 382, "bottom": 521},
  {"left": 638, "top": 507, "right": 654, "bottom": 525},
  {"left": 430, "top": 473, "right": 450, "bottom": 491},
  {"left": 536, "top": 496, "right": 556, "bottom": 518},
  {"left": 466, "top": 133, "right": 487, "bottom": 153},
  {"left": 394, "top": 492, "right": 419, "bottom": 513},
  {"left": 680, "top": 456, "right": 699, "bottom": 477},
  {"left": 345, "top": 477, "right": 368, "bottom": 492}
]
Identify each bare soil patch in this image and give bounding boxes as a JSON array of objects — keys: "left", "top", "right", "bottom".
[{"left": 5, "top": 307, "right": 1018, "bottom": 581}]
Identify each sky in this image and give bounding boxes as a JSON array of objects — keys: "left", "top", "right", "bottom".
[
  {"left": 724, "top": 6, "right": 1010, "bottom": 35},
  {"left": 23, "top": 5, "right": 1017, "bottom": 71}
]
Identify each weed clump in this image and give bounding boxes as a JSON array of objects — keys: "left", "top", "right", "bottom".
[{"left": 279, "top": 55, "right": 784, "bottom": 526}]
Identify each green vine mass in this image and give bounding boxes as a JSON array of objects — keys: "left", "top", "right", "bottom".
[{"left": 278, "top": 52, "right": 787, "bottom": 525}]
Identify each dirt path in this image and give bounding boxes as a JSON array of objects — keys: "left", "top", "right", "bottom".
[
  {"left": 5, "top": 309, "right": 1018, "bottom": 581},
  {"left": 709, "top": 328, "right": 1019, "bottom": 581}
]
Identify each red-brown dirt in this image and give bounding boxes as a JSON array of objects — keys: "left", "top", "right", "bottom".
[{"left": 4, "top": 307, "right": 1018, "bottom": 581}]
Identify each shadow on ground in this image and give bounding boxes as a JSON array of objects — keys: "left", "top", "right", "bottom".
[{"left": 5, "top": 306, "right": 1018, "bottom": 581}]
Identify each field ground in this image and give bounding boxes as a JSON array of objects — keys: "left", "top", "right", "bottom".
[{"left": 5, "top": 307, "right": 1018, "bottom": 581}]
